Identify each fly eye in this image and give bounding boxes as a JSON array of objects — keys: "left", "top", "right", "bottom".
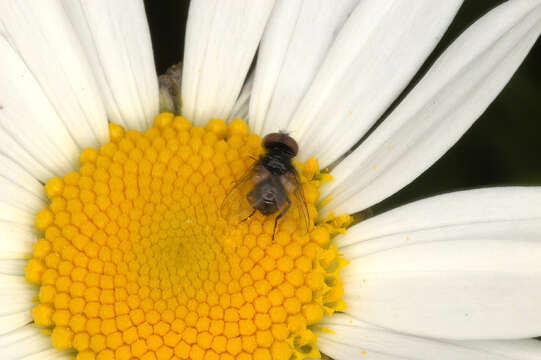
[
  {"left": 263, "top": 133, "right": 298, "bottom": 156},
  {"left": 263, "top": 133, "right": 282, "bottom": 147},
  {"left": 282, "top": 136, "right": 298, "bottom": 156}
]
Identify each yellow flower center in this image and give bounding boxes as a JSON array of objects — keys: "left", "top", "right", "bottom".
[{"left": 25, "top": 113, "right": 351, "bottom": 360}]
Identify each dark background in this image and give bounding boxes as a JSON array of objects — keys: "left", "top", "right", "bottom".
[{"left": 144, "top": 0, "right": 541, "bottom": 215}]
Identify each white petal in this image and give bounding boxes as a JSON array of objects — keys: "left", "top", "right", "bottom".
[
  {"left": 0, "top": 154, "right": 46, "bottom": 225},
  {"left": 228, "top": 73, "right": 254, "bottom": 123},
  {"left": 0, "top": 128, "right": 53, "bottom": 184},
  {"left": 62, "top": 0, "right": 159, "bottom": 131},
  {"left": 0, "top": 0, "right": 108, "bottom": 149},
  {"left": 340, "top": 188, "right": 541, "bottom": 340},
  {"left": 0, "top": 259, "right": 26, "bottom": 276},
  {"left": 0, "top": 171, "right": 45, "bottom": 226},
  {"left": 289, "top": 0, "right": 462, "bottom": 166},
  {"left": 0, "top": 154, "right": 44, "bottom": 200},
  {"left": 0, "top": 199, "right": 37, "bottom": 226},
  {"left": 249, "top": 0, "right": 358, "bottom": 135},
  {"left": 448, "top": 339, "right": 541, "bottom": 360},
  {"left": 22, "top": 348, "right": 74, "bottom": 360},
  {"left": 343, "top": 265, "right": 541, "bottom": 340},
  {"left": 0, "top": 221, "right": 38, "bottom": 259},
  {"left": 318, "top": 313, "right": 541, "bottom": 360},
  {"left": 322, "top": 0, "right": 541, "bottom": 215},
  {"left": 181, "top": 0, "right": 275, "bottom": 125},
  {"left": 0, "top": 37, "right": 79, "bottom": 182},
  {"left": 338, "top": 187, "right": 541, "bottom": 254},
  {"left": 0, "top": 324, "right": 53, "bottom": 359},
  {"left": 0, "top": 312, "right": 32, "bottom": 336},
  {"left": 0, "top": 275, "right": 36, "bottom": 316}
]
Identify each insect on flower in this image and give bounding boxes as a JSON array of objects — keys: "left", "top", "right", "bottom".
[{"left": 221, "top": 133, "right": 310, "bottom": 240}]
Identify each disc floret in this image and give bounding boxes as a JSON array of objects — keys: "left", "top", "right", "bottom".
[{"left": 26, "top": 113, "right": 350, "bottom": 360}]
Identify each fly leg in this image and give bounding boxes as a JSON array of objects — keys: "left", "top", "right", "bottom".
[
  {"left": 272, "top": 198, "right": 291, "bottom": 241},
  {"left": 240, "top": 209, "right": 257, "bottom": 223}
]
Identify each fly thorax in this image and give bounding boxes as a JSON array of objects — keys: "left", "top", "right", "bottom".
[{"left": 261, "top": 151, "right": 293, "bottom": 175}]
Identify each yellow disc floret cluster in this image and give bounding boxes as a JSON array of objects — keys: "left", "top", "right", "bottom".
[{"left": 26, "top": 113, "right": 350, "bottom": 360}]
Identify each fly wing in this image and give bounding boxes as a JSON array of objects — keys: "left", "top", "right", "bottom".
[
  {"left": 220, "top": 163, "right": 269, "bottom": 224},
  {"left": 279, "top": 169, "right": 310, "bottom": 236}
]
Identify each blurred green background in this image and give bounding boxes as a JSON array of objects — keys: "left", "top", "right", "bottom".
[{"left": 144, "top": 0, "right": 541, "bottom": 215}]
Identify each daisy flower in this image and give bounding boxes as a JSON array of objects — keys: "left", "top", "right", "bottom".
[{"left": 0, "top": 0, "right": 540, "bottom": 359}]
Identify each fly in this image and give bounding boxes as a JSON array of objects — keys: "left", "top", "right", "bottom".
[{"left": 220, "top": 133, "right": 310, "bottom": 240}]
